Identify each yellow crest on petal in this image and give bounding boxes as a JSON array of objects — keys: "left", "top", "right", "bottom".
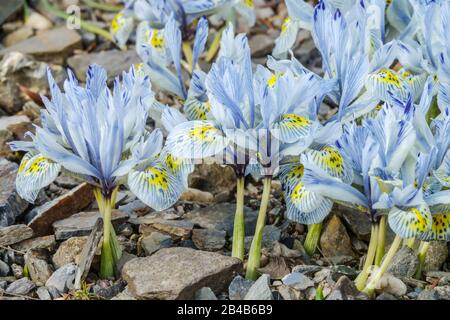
[
  {"left": 111, "top": 12, "right": 124, "bottom": 33},
  {"left": 243, "top": 0, "right": 254, "bottom": 8},
  {"left": 145, "top": 166, "right": 169, "bottom": 190},
  {"left": 409, "top": 207, "right": 430, "bottom": 233},
  {"left": 281, "top": 114, "right": 311, "bottom": 128},
  {"left": 281, "top": 17, "right": 291, "bottom": 33},
  {"left": 320, "top": 147, "right": 344, "bottom": 175}
]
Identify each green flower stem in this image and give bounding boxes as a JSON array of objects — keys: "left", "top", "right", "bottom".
[
  {"left": 304, "top": 223, "right": 322, "bottom": 256},
  {"left": 405, "top": 237, "right": 416, "bottom": 249},
  {"left": 363, "top": 235, "right": 402, "bottom": 298},
  {"left": 245, "top": 177, "right": 272, "bottom": 280},
  {"left": 415, "top": 241, "right": 430, "bottom": 279},
  {"left": 41, "top": 0, "right": 114, "bottom": 42},
  {"left": 81, "top": 0, "right": 123, "bottom": 12},
  {"left": 206, "top": 27, "right": 224, "bottom": 62},
  {"left": 374, "top": 215, "right": 387, "bottom": 266},
  {"left": 355, "top": 223, "right": 379, "bottom": 291},
  {"left": 232, "top": 177, "right": 246, "bottom": 261},
  {"left": 94, "top": 188, "right": 121, "bottom": 279}
]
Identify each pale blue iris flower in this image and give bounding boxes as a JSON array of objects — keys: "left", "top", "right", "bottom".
[{"left": 10, "top": 65, "right": 184, "bottom": 211}]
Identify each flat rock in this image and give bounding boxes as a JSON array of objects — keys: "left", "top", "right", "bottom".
[
  {"left": 0, "top": 0, "right": 24, "bottom": 25},
  {"left": 52, "top": 236, "right": 88, "bottom": 269},
  {"left": 111, "top": 286, "right": 137, "bottom": 300},
  {"left": 0, "top": 27, "right": 82, "bottom": 63},
  {"left": 326, "top": 276, "right": 368, "bottom": 300},
  {"left": 0, "top": 260, "right": 10, "bottom": 276},
  {"left": 339, "top": 205, "right": 372, "bottom": 241},
  {"left": 52, "top": 210, "right": 128, "bottom": 240},
  {"left": 180, "top": 188, "right": 214, "bottom": 203},
  {"left": 319, "top": 215, "right": 355, "bottom": 258},
  {"left": 0, "top": 52, "right": 65, "bottom": 114},
  {"left": 36, "top": 286, "right": 61, "bottom": 300},
  {"left": 67, "top": 50, "right": 140, "bottom": 82},
  {"left": 139, "top": 219, "right": 194, "bottom": 239},
  {"left": 257, "top": 257, "right": 290, "bottom": 280},
  {"left": 282, "top": 272, "right": 314, "bottom": 291},
  {"left": 387, "top": 246, "right": 418, "bottom": 278},
  {"left": 141, "top": 231, "right": 172, "bottom": 256},
  {"left": 26, "top": 182, "right": 93, "bottom": 236},
  {"left": 5, "top": 277, "right": 35, "bottom": 295},
  {"left": 45, "top": 263, "right": 77, "bottom": 293},
  {"left": 244, "top": 274, "right": 273, "bottom": 300},
  {"left": 249, "top": 34, "right": 275, "bottom": 57},
  {"left": 0, "top": 224, "right": 33, "bottom": 246},
  {"left": 424, "top": 241, "right": 448, "bottom": 272},
  {"left": 122, "top": 247, "right": 242, "bottom": 299},
  {"left": 184, "top": 203, "right": 258, "bottom": 237},
  {"left": 12, "top": 235, "right": 56, "bottom": 252},
  {"left": 192, "top": 228, "right": 226, "bottom": 251},
  {"left": 0, "top": 159, "right": 29, "bottom": 226},
  {"left": 3, "top": 26, "right": 34, "bottom": 47},
  {"left": 228, "top": 275, "right": 254, "bottom": 300},
  {"left": 24, "top": 249, "right": 53, "bottom": 286}
]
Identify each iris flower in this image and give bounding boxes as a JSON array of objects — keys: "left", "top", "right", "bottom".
[
  {"left": 9, "top": 65, "right": 185, "bottom": 278},
  {"left": 165, "top": 31, "right": 255, "bottom": 262}
]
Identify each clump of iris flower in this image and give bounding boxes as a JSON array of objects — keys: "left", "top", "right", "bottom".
[
  {"left": 9, "top": 65, "right": 185, "bottom": 278},
  {"left": 111, "top": 0, "right": 255, "bottom": 49}
]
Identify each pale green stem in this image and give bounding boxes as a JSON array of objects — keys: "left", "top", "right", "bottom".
[
  {"left": 374, "top": 215, "right": 387, "bottom": 266},
  {"left": 304, "top": 223, "right": 322, "bottom": 256},
  {"left": 404, "top": 237, "right": 416, "bottom": 249},
  {"left": 206, "top": 27, "right": 224, "bottom": 62},
  {"left": 182, "top": 41, "right": 193, "bottom": 73},
  {"left": 94, "top": 188, "right": 121, "bottom": 279},
  {"left": 232, "top": 177, "right": 246, "bottom": 261},
  {"left": 245, "top": 177, "right": 272, "bottom": 280},
  {"left": 364, "top": 235, "right": 402, "bottom": 298},
  {"left": 415, "top": 241, "right": 430, "bottom": 279},
  {"left": 355, "top": 223, "right": 379, "bottom": 291}
]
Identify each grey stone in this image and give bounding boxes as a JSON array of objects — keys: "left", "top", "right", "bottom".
[
  {"left": 0, "top": 259, "right": 9, "bottom": 276},
  {"left": 52, "top": 210, "right": 128, "bottom": 240},
  {"left": 0, "top": 0, "right": 24, "bottom": 25},
  {"left": 282, "top": 272, "right": 314, "bottom": 291},
  {"left": 184, "top": 203, "right": 258, "bottom": 237},
  {"left": 0, "top": 115, "right": 32, "bottom": 155},
  {"left": 27, "top": 182, "right": 94, "bottom": 236},
  {"left": 24, "top": 249, "right": 53, "bottom": 286},
  {"left": 36, "top": 286, "right": 61, "bottom": 300},
  {"left": 5, "top": 277, "right": 35, "bottom": 295},
  {"left": 339, "top": 205, "right": 372, "bottom": 241},
  {"left": 192, "top": 229, "right": 226, "bottom": 251},
  {"left": 424, "top": 241, "right": 448, "bottom": 272},
  {"left": 244, "top": 274, "right": 273, "bottom": 300},
  {"left": 141, "top": 231, "right": 173, "bottom": 256},
  {"left": 291, "top": 265, "right": 323, "bottom": 276},
  {"left": 0, "top": 159, "right": 29, "bottom": 226},
  {"left": 277, "top": 284, "right": 302, "bottom": 300},
  {"left": 376, "top": 292, "right": 398, "bottom": 300},
  {"left": 3, "top": 26, "right": 33, "bottom": 47},
  {"left": 195, "top": 287, "right": 218, "bottom": 300},
  {"left": 0, "top": 224, "right": 33, "bottom": 246},
  {"left": 92, "top": 279, "right": 127, "bottom": 299},
  {"left": 67, "top": 50, "right": 140, "bottom": 83},
  {"left": 45, "top": 263, "right": 77, "bottom": 293},
  {"left": 228, "top": 275, "right": 254, "bottom": 300},
  {"left": 249, "top": 34, "right": 275, "bottom": 57},
  {"left": 326, "top": 276, "right": 368, "bottom": 300},
  {"left": 11, "top": 263, "right": 23, "bottom": 278},
  {"left": 418, "top": 288, "right": 440, "bottom": 300},
  {"left": 0, "top": 280, "right": 7, "bottom": 290},
  {"left": 36, "top": 286, "right": 52, "bottom": 300},
  {"left": 122, "top": 247, "right": 242, "bottom": 299},
  {"left": 387, "top": 246, "right": 419, "bottom": 278},
  {"left": 0, "top": 27, "right": 82, "bottom": 63}
]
